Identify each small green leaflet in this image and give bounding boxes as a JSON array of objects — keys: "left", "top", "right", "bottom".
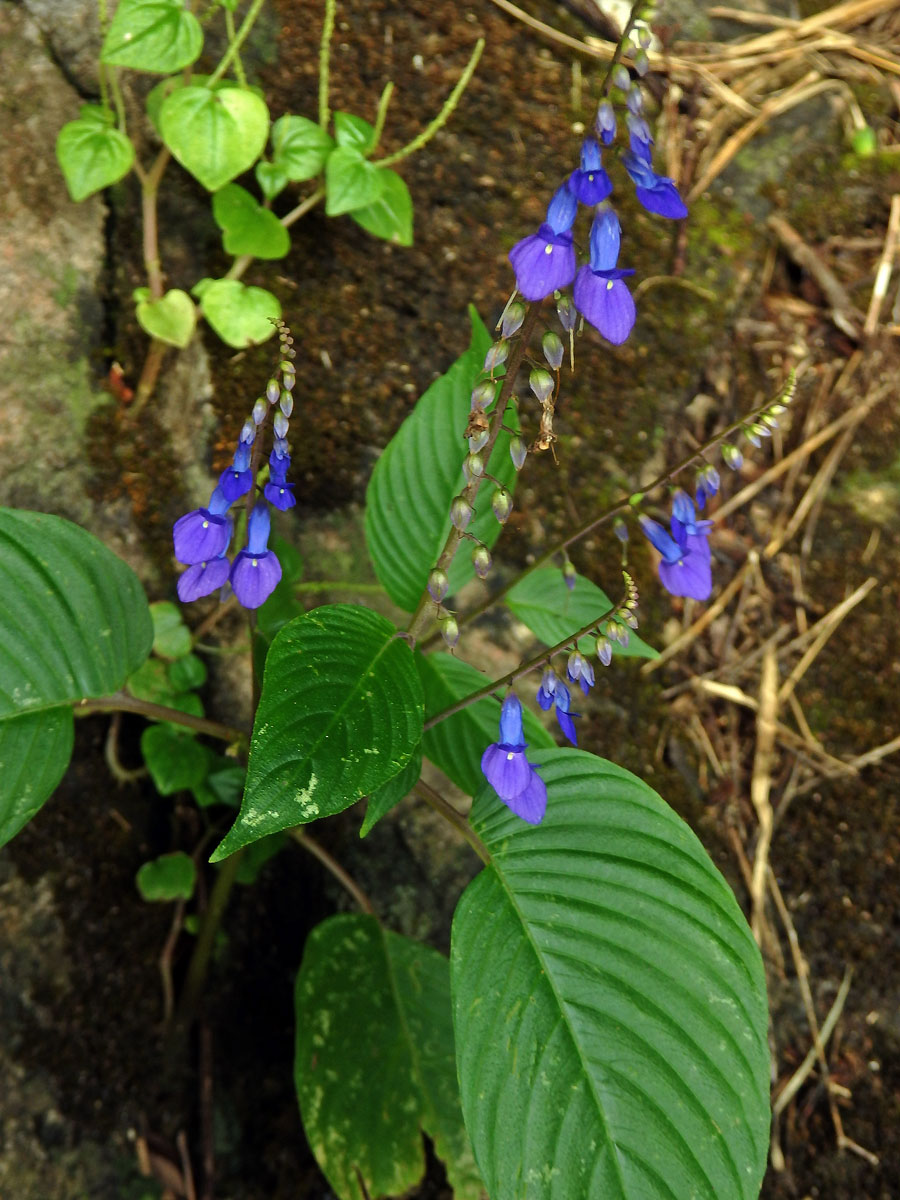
[
  {"left": 101, "top": 0, "right": 203, "bottom": 73},
  {"left": 271, "top": 114, "right": 335, "bottom": 181},
  {"left": 134, "top": 287, "right": 196, "bottom": 348},
  {"left": 56, "top": 114, "right": 134, "bottom": 202},
  {"left": 212, "top": 184, "right": 290, "bottom": 259},
  {"left": 350, "top": 169, "right": 413, "bottom": 246}
]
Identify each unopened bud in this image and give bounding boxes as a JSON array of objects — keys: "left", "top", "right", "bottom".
[
  {"left": 274, "top": 411, "right": 289, "bottom": 438},
  {"left": 563, "top": 559, "right": 577, "bottom": 590},
  {"left": 721, "top": 442, "right": 743, "bottom": 470},
  {"left": 266, "top": 379, "right": 280, "bottom": 404},
  {"left": 542, "top": 331, "right": 564, "bottom": 370},
  {"left": 621, "top": 609, "right": 639, "bottom": 630},
  {"left": 529, "top": 368, "right": 554, "bottom": 404},
  {"left": 634, "top": 48, "right": 650, "bottom": 76},
  {"left": 472, "top": 545, "right": 492, "bottom": 579},
  {"left": 626, "top": 84, "right": 643, "bottom": 114},
  {"left": 428, "top": 568, "right": 449, "bottom": 603},
  {"left": 557, "top": 293, "right": 577, "bottom": 332},
  {"left": 280, "top": 391, "right": 294, "bottom": 417},
  {"left": 510, "top": 437, "right": 528, "bottom": 471},
  {"left": 450, "top": 496, "right": 474, "bottom": 532},
  {"left": 441, "top": 614, "right": 459, "bottom": 648},
  {"left": 609, "top": 621, "right": 630, "bottom": 648},
  {"left": 596, "top": 99, "right": 616, "bottom": 134},
  {"left": 501, "top": 302, "right": 526, "bottom": 338},
  {"left": 613, "top": 518, "right": 629, "bottom": 543},
  {"left": 282, "top": 370, "right": 296, "bottom": 392},
  {"left": 491, "top": 488, "right": 513, "bottom": 524},
  {"left": 463, "top": 453, "right": 484, "bottom": 483},
  {"left": 637, "top": 25, "right": 652, "bottom": 49},
  {"left": 471, "top": 381, "right": 495, "bottom": 409},
  {"left": 484, "top": 340, "right": 509, "bottom": 372},
  {"left": 596, "top": 635, "right": 613, "bottom": 666},
  {"left": 252, "top": 398, "right": 267, "bottom": 425},
  {"left": 468, "top": 429, "right": 489, "bottom": 453},
  {"left": 761, "top": 412, "right": 779, "bottom": 429},
  {"left": 568, "top": 650, "right": 584, "bottom": 679},
  {"left": 240, "top": 419, "right": 255, "bottom": 444},
  {"left": 612, "top": 65, "right": 630, "bottom": 91},
  {"left": 273, "top": 436, "right": 289, "bottom": 458}
]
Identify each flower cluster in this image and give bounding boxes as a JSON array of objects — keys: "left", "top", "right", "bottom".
[
  {"left": 172, "top": 322, "right": 297, "bottom": 610},
  {"left": 508, "top": 52, "right": 686, "bottom": 345},
  {"left": 639, "top": 489, "right": 713, "bottom": 601},
  {"left": 481, "top": 695, "right": 547, "bottom": 824}
]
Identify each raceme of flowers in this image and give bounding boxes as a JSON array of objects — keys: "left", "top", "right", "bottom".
[
  {"left": 173, "top": 326, "right": 297, "bottom": 610},
  {"left": 508, "top": 63, "right": 687, "bottom": 346}
]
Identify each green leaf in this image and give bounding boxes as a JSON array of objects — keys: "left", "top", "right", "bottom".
[
  {"left": 364, "top": 307, "right": 516, "bottom": 611},
  {"left": 234, "top": 831, "right": 286, "bottom": 883},
  {"left": 360, "top": 744, "right": 421, "bottom": 837},
  {"left": 295, "top": 914, "right": 482, "bottom": 1200},
  {"left": 418, "top": 652, "right": 554, "bottom": 795},
  {"left": 212, "top": 183, "right": 290, "bottom": 259},
  {"left": 452, "top": 751, "right": 770, "bottom": 1200},
  {"left": 127, "top": 657, "right": 176, "bottom": 704},
  {"left": 324, "top": 147, "right": 386, "bottom": 216},
  {"left": 145, "top": 74, "right": 259, "bottom": 131},
  {"left": 56, "top": 116, "right": 135, "bottom": 202},
  {"left": 141, "top": 725, "right": 208, "bottom": 795},
  {"left": 350, "top": 168, "right": 412, "bottom": 246},
  {"left": 101, "top": 0, "right": 203, "bottom": 73},
  {"left": 197, "top": 278, "right": 281, "bottom": 348},
  {"left": 333, "top": 111, "right": 376, "bottom": 154},
  {"left": 192, "top": 757, "right": 245, "bottom": 809},
  {"left": 0, "top": 710, "right": 74, "bottom": 848},
  {"left": 149, "top": 601, "right": 192, "bottom": 659},
  {"left": 255, "top": 160, "right": 288, "bottom": 201},
  {"left": 160, "top": 86, "right": 269, "bottom": 192},
  {"left": 507, "top": 568, "right": 658, "bottom": 660},
  {"left": 211, "top": 605, "right": 423, "bottom": 861},
  {"left": 0, "top": 509, "right": 152, "bottom": 845},
  {"left": 271, "top": 114, "right": 334, "bottom": 181},
  {"left": 136, "top": 851, "right": 196, "bottom": 901},
  {"left": 167, "top": 653, "right": 207, "bottom": 692},
  {"left": 135, "top": 287, "right": 196, "bottom": 349}
]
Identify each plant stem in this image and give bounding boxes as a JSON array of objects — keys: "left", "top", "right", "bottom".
[
  {"left": 206, "top": 0, "right": 267, "bottom": 89},
  {"left": 223, "top": 5, "right": 247, "bottom": 87},
  {"left": 76, "top": 692, "right": 248, "bottom": 743},
  {"left": 371, "top": 81, "right": 394, "bottom": 152},
  {"left": 406, "top": 303, "right": 542, "bottom": 643},
  {"left": 288, "top": 829, "right": 376, "bottom": 913},
  {"left": 377, "top": 38, "right": 485, "bottom": 169},
  {"left": 414, "top": 781, "right": 490, "bottom": 865},
  {"left": 174, "top": 847, "right": 245, "bottom": 1029},
  {"left": 318, "top": 0, "right": 337, "bottom": 128}
]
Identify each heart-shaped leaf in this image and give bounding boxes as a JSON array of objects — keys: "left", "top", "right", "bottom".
[
  {"left": 136, "top": 851, "right": 197, "bottom": 901},
  {"left": 333, "top": 111, "right": 376, "bottom": 154},
  {"left": 196, "top": 278, "right": 281, "bottom": 348},
  {"left": 452, "top": 750, "right": 770, "bottom": 1199},
  {"left": 350, "top": 168, "right": 413, "bottom": 246},
  {"left": 135, "top": 287, "right": 196, "bottom": 348},
  {"left": 271, "top": 114, "right": 335, "bottom": 182},
  {"left": 325, "top": 147, "right": 386, "bottom": 216},
  {"left": 211, "top": 605, "right": 423, "bottom": 860},
  {"left": 295, "top": 915, "right": 482, "bottom": 1200},
  {"left": 255, "top": 160, "right": 289, "bottom": 201},
  {"left": 160, "top": 86, "right": 269, "bottom": 192},
  {"left": 212, "top": 183, "right": 290, "bottom": 259},
  {"left": 56, "top": 116, "right": 135, "bottom": 202},
  {"left": 101, "top": 0, "right": 203, "bottom": 73}
]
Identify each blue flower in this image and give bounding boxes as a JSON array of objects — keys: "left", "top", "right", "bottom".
[
  {"left": 536, "top": 668, "right": 579, "bottom": 746},
  {"left": 567, "top": 138, "right": 612, "bottom": 206},
  {"left": 176, "top": 556, "right": 230, "bottom": 602},
  {"left": 639, "top": 509, "right": 712, "bottom": 601},
  {"left": 480, "top": 694, "right": 547, "bottom": 824},
  {"left": 230, "top": 502, "right": 282, "bottom": 609},
  {"left": 508, "top": 185, "right": 577, "bottom": 301},
  {"left": 695, "top": 465, "right": 720, "bottom": 510},
  {"left": 219, "top": 442, "right": 253, "bottom": 502},
  {"left": 622, "top": 151, "right": 688, "bottom": 219},
  {"left": 572, "top": 210, "right": 636, "bottom": 345},
  {"left": 173, "top": 485, "right": 232, "bottom": 565}
]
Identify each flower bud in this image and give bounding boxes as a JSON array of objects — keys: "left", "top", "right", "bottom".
[
  {"left": 484, "top": 340, "right": 509, "bottom": 372},
  {"left": 626, "top": 84, "right": 643, "bottom": 114},
  {"left": 428, "top": 568, "right": 449, "bottom": 603},
  {"left": 252, "top": 398, "right": 267, "bottom": 425},
  {"left": 541, "top": 331, "right": 564, "bottom": 370},
  {"left": 567, "top": 650, "right": 584, "bottom": 680},
  {"left": 637, "top": 26, "right": 652, "bottom": 49},
  {"left": 282, "top": 370, "right": 296, "bottom": 392},
  {"left": 612, "top": 65, "right": 630, "bottom": 91},
  {"left": 280, "top": 391, "right": 294, "bottom": 417},
  {"left": 634, "top": 49, "right": 650, "bottom": 76},
  {"left": 441, "top": 614, "right": 459, "bottom": 648},
  {"left": 491, "top": 488, "right": 513, "bottom": 524},
  {"left": 274, "top": 411, "right": 289, "bottom": 438},
  {"left": 613, "top": 518, "right": 629, "bottom": 543},
  {"left": 266, "top": 378, "right": 280, "bottom": 404},
  {"left": 721, "top": 442, "right": 743, "bottom": 470},
  {"left": 529, "top": 368, "right": 554, "bottom": 404},
  {"left": 510, "top": 437, "right": 528, "bottom": 471},
  {"left": 563, "top": 559, "right": 577, "bottom": 591},
  {"left": 273, "top": 436, "right": 289, "bottom": 458},
  {"left": 463, "top": 453, "right": 484, "bottom": 484},
  {"left": 450, "top": 496, "right": 474, "bottom": 532},
  {"left": 468, "top": 429, "right": 489, "bottom": 453},
  {"left": 557, "top": 294, "right": 577, "bottom": 332},
  {"left": 471, "top": 381, "right": 495, "bottom": 409},
  {"left": 240, "top": 419, "right": 255, "bottom": 444},
  {"left": 596, "top": 635, "right": 613, "bottom": 666},
  {"left": 501, "top": 302, "right": 526, "bottom": 338},
  {"left": 472, "top": 545, "right": 492, "bottom": 579}
]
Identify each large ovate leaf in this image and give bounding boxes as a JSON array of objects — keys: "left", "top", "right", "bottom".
[
  {"left": 101, "top": 0, "right": 202, "bottom": 73},
  {"left": 159, "top": 86, "right": 269, "bottom": 191},
  {"left": 211, "top": 605, "right": 423, "bottom": 860},
  {"left": 56, "top": 112, "right": 135, "bottom": 201},
  {"left": 365, "top": 307, "right": 517, "bottom": 610},
  {"left": 350, "top": 168, "right": 413, "bottom": 246},
  {"left": 325, "top": 146, "right": 386, "bottom": 216},
  {"left": 452, "top": 750, "right": 770, "bottom": 1200},
  {"left": 360, "top": 744, "right": 422, "bottom": 837},
  {"left": 295, "top": 914, "right": 482, "bottom": 1200},
  {"left": 418, "top": 652, "right": 554, "bottom": 796},
  {"left": 0, "top": 509, "right": 153, "bottom": 845},
  {"left": 507, "top": 567, "right": 658, "bottom": 659}
]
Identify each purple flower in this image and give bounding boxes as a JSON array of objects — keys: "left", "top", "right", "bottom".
[
  {"left": 480, "top": 695, "right": 547, "bottom": 824},
  {"left": 264, "top": 479, "right": 296, "bottom": 510},
  {"left": 219, "top": 442, "right": 253, "bottom": 502},
  {"left": 173, "top": 486, "right": 232, "bottom": 565},
  {"left": 572, "top": 209, "right": 637, "bottom": 345},
  {"left": 695, "top": 465, "right": 720, "bottom": 510},
  {"left": 568, "top": 138, "right": 612, "bottom": 206},
  {"left": 639, "top": 511, "right": 712, "bottom": 601},
  {"left": 176, "top": 556, "right": 230, "bottom": 602},
  {"left": 230, "top": 502, "right": 282, "bottom": 609},
  {"left": 508, "top": 185, "right": 577, "bottom": 301},
  {"left": 536, "top": 668, "right": 579, "bottom": 746},
  {"left": 622, "top": 151, "right": 688, "bottom": 220}
]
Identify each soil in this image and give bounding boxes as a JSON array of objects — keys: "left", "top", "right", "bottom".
[{"left": 2, "top": 0, "right": 900, "bottom": 1197}]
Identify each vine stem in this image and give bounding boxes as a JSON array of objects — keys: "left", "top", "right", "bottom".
[
  {"left": 206, "top": 0, "right": 267, "bottom": 89},
  {"left": 288, "top": 829, "right": 376, "bottom": 913},
  {"left": 318, "top": 0, "right": 337, "bottom": 128},
  {"left": 414, "top": 781, "right": 491, "bottom": 865},
  {"left": 76, "top": 692, "right": 248, "bottom": 743},
  {"left": 173, "top": 846, "right": 245, "bottom": 1030},
  {"left": 223, "top": 5, "right": 247, "bottom": 87},
  {"left": 406, "top": 303, "right": 543, "bottom": 643}
]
